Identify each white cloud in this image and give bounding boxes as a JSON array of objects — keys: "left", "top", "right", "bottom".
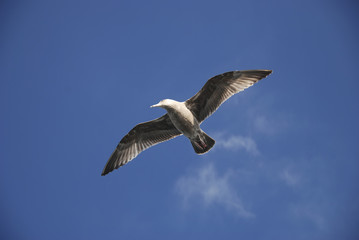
[
  {"left": 290, "top": 204, "right": 326, "bottom": 230},
  {"left": 254, "top": 115, "right": 274, "bottom": 135},
  {"left": 213, "top": 133, "right": 259, "bottom": 155},
  {"left": 252, "top": 114, "right": 290, "bottom": 136},
  {"left": 175, "top": 163, "right": 254, "bottom": 218},
  {"left": 280, "top": 168, "right": 300, "bottom": 186}
]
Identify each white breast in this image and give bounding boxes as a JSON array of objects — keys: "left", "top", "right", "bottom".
[{"left": 166, "top": 102, "right": 200, "bottom": 138}]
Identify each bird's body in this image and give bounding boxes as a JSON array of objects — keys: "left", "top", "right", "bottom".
[
  {"left": 101, "top": 69, "right": 272, "bottom": 176},
  {"left": 151, "top": 99, "right": 215, "bottom": 155},
  {"left": 153, "top": 100, "right": 199, "bottom": 138}
]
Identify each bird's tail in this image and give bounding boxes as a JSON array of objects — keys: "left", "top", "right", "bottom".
[{"left": 190, "top": 131, "right": 215, "bottom": 154}]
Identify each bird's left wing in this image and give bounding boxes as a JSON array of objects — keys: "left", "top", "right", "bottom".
[
  {"left": 101, "top": 114, "right": 181, "bottom": 175},
  {"left": 185, "top": 70, "right": 272, "bottom": 123}
]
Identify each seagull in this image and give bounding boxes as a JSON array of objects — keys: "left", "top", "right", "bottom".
[{"left": 101, "top": 69, "right": 272, "bottom": 175}]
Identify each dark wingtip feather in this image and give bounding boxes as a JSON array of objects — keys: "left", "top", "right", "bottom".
[
  {"left": 101, "top": 148, "right": 120, "bottom": 176},
  {"left": 239, "top": 69, "right": 272, "bottom": 76},
  {"left": 235, "top": 69, "right": 273, "bottom": 82},
  {"left": 260, "top": 69, "right": 273, "bottom": 76},
  {"left": 101, "top": 165, "right": 111, "bottom": 176},
  {"left": 258, "top": 69, "right": 273, "bottom": 77},
  {"left": 259, "top": 69, "right": 272, "bottom": 79}
]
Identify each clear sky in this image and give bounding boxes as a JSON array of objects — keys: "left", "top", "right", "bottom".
[{"left": 1, "top": 0, "right": 359, "bottom": 239}]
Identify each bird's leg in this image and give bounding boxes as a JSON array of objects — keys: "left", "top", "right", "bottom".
[
  {"left": 193, "top": 138, "right": 207, "bottom": 150},
  {"left": 199, "top": 140, "right": 207, "bottom": 149}
]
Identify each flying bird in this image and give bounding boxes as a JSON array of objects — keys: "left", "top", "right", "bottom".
[{"left": 102, "top": 69, "right": 272, "bottom": 175}]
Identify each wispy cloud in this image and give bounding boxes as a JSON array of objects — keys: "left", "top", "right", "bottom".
[
  {"left": 252, "top": 114, "right": 290, "bottom": 136},
  {"left": 254, "top": 115, "right": 275, "bottom": 135},
  {"left": 280, "top": 168, "right": 300, "bottom": 186},
  {"left": 212, "top": 132, "right": 259, "bottom": 155},
  {"left": 290, "top": 204, "right": 326, "bottom": 230},
  {"left": 175, "top": 163, "right": 254, "bottom": 218}
]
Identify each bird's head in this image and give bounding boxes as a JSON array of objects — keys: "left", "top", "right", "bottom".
[{"left": 150, "top": 99, "right": 177, "bottom": 109}]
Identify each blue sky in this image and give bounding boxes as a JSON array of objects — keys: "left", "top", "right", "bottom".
[{"left": 1, "top": 0, "right": 359, "bottom": 239}]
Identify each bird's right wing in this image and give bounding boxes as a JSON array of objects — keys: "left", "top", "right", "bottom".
[
  {"left": 185, "top": 70, "right": 272, "bottom": 123},
  {"left": 101, "top": 114, "right": 181, "bottom": 176}
]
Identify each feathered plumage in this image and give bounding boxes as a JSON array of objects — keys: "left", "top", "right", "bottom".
[{"left": 102, "top": 69, "right": 272, "bottom": 175}]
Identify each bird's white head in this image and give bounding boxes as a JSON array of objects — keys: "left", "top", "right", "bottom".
[{"left": 150, "top": 99, "right": 177, "bottom": 109}]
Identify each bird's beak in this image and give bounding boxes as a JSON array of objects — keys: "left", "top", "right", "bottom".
[{"left": 150, "top": 103, "right": 161, "bottom": 108}]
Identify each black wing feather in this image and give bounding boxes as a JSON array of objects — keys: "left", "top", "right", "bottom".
[
  {"left": 101, "top": 114, "right": 181, "bottom": 175},
  {"left": 185, "top": 70, "right": 272, "bottom": 123}
]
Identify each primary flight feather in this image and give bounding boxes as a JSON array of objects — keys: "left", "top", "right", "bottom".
[{"left": 102, "top": 69, "right": 272, "bottom": 176}]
